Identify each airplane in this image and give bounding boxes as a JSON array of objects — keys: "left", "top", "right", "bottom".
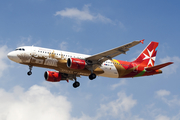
[{"left": 7, "top": 40, "right": 173, "bottom": 88}]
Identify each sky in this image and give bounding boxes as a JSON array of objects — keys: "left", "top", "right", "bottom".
[{"left": 0, "top": 0, "right": 180, "bottom": 120}]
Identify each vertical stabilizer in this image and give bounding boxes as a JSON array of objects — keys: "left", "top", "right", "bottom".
[{"left": 133, "top": 41, "right": 159, "bottom": 67}]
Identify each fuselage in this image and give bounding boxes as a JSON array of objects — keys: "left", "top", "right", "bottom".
[{"left": 7, "top": 46, "right": 162, "bottom": 78}]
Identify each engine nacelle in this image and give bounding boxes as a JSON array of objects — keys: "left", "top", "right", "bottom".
[
  {"left": 67, "top": 58, "right": 86, "bottom": 69},
  {"left": 44, "top": 71, "right": 62, "bottom": 82}
]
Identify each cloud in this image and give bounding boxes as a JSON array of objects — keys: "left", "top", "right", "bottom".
[
  {"left": 159, "top": 56, "right": 180, "bottom": 75},
  {"left": 60, "top": 41, "right": 68, "bottom": 50},
  {"left": 155, "top": 89, "right": 180, "bottom": 107},
  {"left": 71, "top": 91, "right": 142, "bottom": 120},
  {"left": 0, "top": 85, "right": 72, "bottom": 120},
  {"left": 97, "top": 91, "right": 137, "bottom": 119},
  {"left": 155, "top": 115, "right": 170, "bottom": 120},
  {"left": 110, "top": 79, "right": 126, "bottom": 90},
  {"left": 156, "top": 89, "right": 170, "bottom": 97},
  {"left": 0, "top": 45, "right": 10, "bottom": 78},
  {"left": 0, "top": 85, "right": 143, "bottom": 120},
  {"left": 55, "top": 4, "right": 113, "bottom": 24}
]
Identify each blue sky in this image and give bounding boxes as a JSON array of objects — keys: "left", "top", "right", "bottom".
[{"left": 0, "top": 0, "right": 180, "bottom": 120}]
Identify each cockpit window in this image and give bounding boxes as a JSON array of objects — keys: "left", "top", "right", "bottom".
[{"left": 15, "top": 48, "right": 25, "bottom": 51}]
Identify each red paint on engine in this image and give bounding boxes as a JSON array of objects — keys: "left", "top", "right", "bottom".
[
  {"left": 45, "top": 71, "right": 62, "bottom": 82},
  {"left": 68, "top": 58, "right": 86, "bottom": 69}
]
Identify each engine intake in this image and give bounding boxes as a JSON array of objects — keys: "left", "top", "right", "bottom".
[{"left": 67, "top": 58, "right": 86, "bottom": 69}]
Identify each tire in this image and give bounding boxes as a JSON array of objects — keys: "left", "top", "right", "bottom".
[
  {"left": 73, "top": 81, "right": 80, "bottom": 88},
  {"left": 89, "top": 73, "right": 96, "bottom": 80},
  {"left": 27, "top": 71, "right": 32, "bottom": 76}
]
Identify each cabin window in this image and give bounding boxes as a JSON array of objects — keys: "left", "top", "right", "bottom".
[{"left": 15, "top": 48, "right": 25, "bottom": 51}]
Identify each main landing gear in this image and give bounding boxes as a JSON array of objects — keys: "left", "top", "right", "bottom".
[
  {"left": 73, "top": 78, "right": 80, "bottom": 88},
  {"left": 89, "top": 73, "right": 96, "bottom": 80},
  {"left": 27, "top": 65, "right": 33, "bottom": 76},
  {"left": 72, "top": 73, "right": 96, "bottom": 88}
]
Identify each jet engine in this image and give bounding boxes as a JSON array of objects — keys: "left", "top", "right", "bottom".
[
  {"left": 44, "top": 71, "right": 62, "bottom": 82},
  {"left": 67, "top": 58, "right": 86, "bottom": 69}
]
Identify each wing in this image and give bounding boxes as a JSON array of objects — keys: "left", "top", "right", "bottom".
[{"left": 85, "top": 40, "right": 144, "bottom": 70}]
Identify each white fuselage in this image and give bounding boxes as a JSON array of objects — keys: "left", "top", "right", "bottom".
[{"left": 7, "top": 46, "right": 119, "bottom": 78}]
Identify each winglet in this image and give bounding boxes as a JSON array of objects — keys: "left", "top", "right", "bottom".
[{"left": 140, "top": 39, "right": 145, "bottom": 44}]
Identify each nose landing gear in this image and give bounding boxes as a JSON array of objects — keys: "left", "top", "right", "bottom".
[{"left": 27, "top": 65, "right": 33, "bottom": 76}]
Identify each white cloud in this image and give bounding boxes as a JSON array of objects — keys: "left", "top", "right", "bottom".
[
  {"left": 0, "top": 45, "right": 10, "bottom": 78},
  {"left": 155, "top": 115, "right": 170, "bottom": 120},
  {"left": 0, "top": 85, "right": 72, "bottom": 120},
  {"left": 60, "top": 41, "right": 68, "bottom": 50},
  {"left": 159, "top": 56, "right": 180, "bottom": 75},
  {"left": 97, "top": 91, "right": 137, "bottom": 119},
  {"left": 111, "top": 79, "right": 126, "bottom": 90},
  {"left": 0, "top": 85, "right": 143, "bottom": 120},
  {"left": 156, "top": 89, "right": 170, "bottom": 97},
  {"left": 55, "top": 5, "right": 94, "bottom": 21},
  {"left": 55, "top": 4, "right": 113, "bottom": 24},
  {"left": 155, "top": 89, "right": 180, "bottom": 107}
]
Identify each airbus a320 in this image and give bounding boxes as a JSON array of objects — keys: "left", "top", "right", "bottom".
[{"left": 7, "top": 40, "right": 173, "bottom": 88}]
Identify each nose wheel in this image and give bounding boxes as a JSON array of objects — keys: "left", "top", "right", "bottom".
[{"left": 27, "top": 65, "right": 33, "bottom": 76}]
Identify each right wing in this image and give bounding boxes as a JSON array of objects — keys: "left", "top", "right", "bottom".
[{"left": 85, "top": 40, "right": 144, "bottom": 70}]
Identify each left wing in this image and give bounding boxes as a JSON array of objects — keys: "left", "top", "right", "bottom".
[{"left": 85, "top": 40, "right": 144, "bottom": 70}]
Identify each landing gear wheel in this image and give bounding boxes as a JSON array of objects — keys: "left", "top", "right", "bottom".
[
  {"left": 27, "top": 65, "right": 33, "bottom": 76},
  {"left": 73, "top": 81, "right": 80, "bottom": 88},
  {"left": 27, "top": 71, "right": 32, "bottom": 76},
  {"left": 89, "top": 73, "right": 96, "bottom": 80}
]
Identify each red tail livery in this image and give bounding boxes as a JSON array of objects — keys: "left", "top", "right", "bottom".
[{"left": 133, "top": 41, "right": 158, "bottom": 67}]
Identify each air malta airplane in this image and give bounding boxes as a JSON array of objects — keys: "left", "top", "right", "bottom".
[{"left": 7, "top": 40, "right": 173, "bottom": 88}]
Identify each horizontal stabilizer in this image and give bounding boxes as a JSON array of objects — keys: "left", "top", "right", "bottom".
[{"left": 145, "top": 62, "right": 173, "bottom": 71}]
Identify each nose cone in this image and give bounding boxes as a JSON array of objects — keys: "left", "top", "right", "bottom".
[
  {"left": 7, "top": 52, "right": 13, "bottom": 60},
  {"left": 7, "top": 51, "right": 20, "bottom": 63}
]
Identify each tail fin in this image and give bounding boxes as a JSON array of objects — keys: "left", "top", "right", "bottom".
[{"left": 133, "top": 41, "right": 159, "bottom": 67}]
